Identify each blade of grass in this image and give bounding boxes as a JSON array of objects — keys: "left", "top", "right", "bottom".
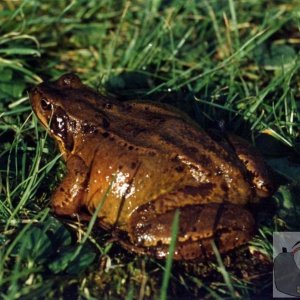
[
  {"left": 159, "top": 209, "right": 179, "bottom": 300},
  {"left": 212, "top": 241, "right": 237, "bottom": 299},
  {"left": 69, "top": 177, "right": 114, "bottom": 260}
]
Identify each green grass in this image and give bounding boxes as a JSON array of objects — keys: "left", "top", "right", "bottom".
[{"left": 1, "top": 0, "right": 300, "bottom": 298}]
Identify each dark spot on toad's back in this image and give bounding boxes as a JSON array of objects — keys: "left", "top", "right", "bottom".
[
  {"left": 188, "top": 146, "right": 198, "bottom": 154},
  {"left": 82, "top": 123, "right": 96, "bottom": 134},
  {"left": 180, "top": 183, "right": 214, "bottom": 197},
  {"left": 102, "top": 132, "right": 109, "bottom": 138},
  {"left": 175, "top": 165, "right": 185, "bottom": 173},
  {"left": 102, "top": 117, "right": 110, "bottom": 129},
  {"left": 198, "top": 155, "right": 212, "bottom": 167}
]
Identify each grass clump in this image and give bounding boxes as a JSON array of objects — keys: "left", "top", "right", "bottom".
[{"left": 1, "top": 0, "right": 300, "bottom": 299}]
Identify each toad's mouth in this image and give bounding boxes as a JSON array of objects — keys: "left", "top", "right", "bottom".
[{"left": 50, "top": 107, "right": 74, "bottom": 153}]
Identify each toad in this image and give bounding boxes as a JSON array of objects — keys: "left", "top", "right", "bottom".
[{"left": 29, "top": 73, "right": 274, "bottom": 260}]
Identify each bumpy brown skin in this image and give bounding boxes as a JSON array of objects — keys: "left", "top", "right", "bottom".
[{"left": 29, "top": 73, "right": 274, "bottom": 260}]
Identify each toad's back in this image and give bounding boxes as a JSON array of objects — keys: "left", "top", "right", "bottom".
[{"left": 83, "top": 100, "right": 253, "bottom": 228}]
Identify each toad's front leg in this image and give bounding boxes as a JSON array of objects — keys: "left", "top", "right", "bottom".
[{"left": 52, "top": 155, "right": 89, "bottom": 216}]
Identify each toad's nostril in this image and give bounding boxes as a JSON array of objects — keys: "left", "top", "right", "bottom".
[{"left": 30, "top": 87, "right": 38, "bottom": 94}]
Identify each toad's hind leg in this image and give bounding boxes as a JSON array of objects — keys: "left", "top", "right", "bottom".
[
  {"left": 52, "top": 155, "right": 88, "bottom": 216},
  {"left": 125, "top": 201, "right": 254, "bottom": 260}
]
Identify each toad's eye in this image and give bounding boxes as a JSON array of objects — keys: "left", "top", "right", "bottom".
[{"left": 40, "top": 98, "right": 53, "bottom": 111}]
